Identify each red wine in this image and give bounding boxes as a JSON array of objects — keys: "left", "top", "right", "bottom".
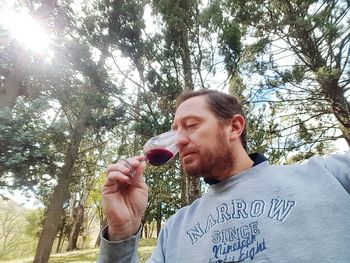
[{"left": 145, "top": 148, "right": 174, "bottom": 166}]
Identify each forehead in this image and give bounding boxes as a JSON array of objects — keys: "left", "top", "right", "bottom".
[{"left": 173, "top": 96, "right": 214, "bottom": 123}]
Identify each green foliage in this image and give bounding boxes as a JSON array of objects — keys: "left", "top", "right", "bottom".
[
  {"left": 280, "top": 65, "right": 306, "bottom": 84},
  {"left": 143, "top": 162, "right": 182, "bottom": 224},
  {"left": 220, "top": 21, "right": 242, "bottom": 73},
  {"left": 107, "top": 0, "right": 146, "bottom": 60},
  {"left": 200, "top": 0, "right": 223, "bottom": 30},
  {"left": 25, "top": 208, "right": 45, "bottom": 238},
  {"left": 0, "top": 98, "right": 63, "bottom": 188},
  {"left": 152, "top": 0, "right": 198, "bottom": 29},
  {"left": 218, "top": 0, "right": 350, "bottom": 156}
]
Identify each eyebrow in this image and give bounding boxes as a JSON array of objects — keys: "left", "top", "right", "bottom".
[{"left": 171, "top": 115, "right": 202, "bottom": 130}]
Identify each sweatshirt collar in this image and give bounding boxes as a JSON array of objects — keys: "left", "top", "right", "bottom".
[{"left": 204, "top": 153, "right": 268, "bottom": 185}]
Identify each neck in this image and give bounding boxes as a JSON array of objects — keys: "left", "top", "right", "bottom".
[{"left": 217, "top": 147, "right": 254, "bottom": 181}]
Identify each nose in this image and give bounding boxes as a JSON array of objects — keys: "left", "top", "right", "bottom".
[{"left": 175, "top": 130, "right": 190, "bottom": 149}]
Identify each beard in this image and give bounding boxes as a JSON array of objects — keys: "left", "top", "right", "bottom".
[{"left": 182, "top": 130, "right": 234, "bottom": 179}]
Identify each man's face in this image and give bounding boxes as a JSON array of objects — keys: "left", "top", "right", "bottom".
[{"left": 172, "top": 96, "right": 234, "bottom": 179}]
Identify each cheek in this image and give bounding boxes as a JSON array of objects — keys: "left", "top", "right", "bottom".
[{"left": 191, "top": 128, "right": 217, "bottom": 144}]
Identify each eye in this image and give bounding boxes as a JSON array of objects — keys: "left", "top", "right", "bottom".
[{"left": 186, "top": 122, "right": 198, "bottom": 129}]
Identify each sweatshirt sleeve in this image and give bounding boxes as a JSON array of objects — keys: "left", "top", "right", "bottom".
[
  {"left": 323, "top": 151, "right": 350, "bottom": 194},
  {"left": 97, "top": 225, "right": 140, "bottom": 263},
  {"left": 145, "top": 214, "right": 178, "bottom": 263},
  {"left": 145, "top": 228, "right": 166, "bottom": 263}
]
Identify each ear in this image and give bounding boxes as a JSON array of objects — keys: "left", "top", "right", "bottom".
[{"left": 228, "top": 114, "right": 245, "bottom": 141}]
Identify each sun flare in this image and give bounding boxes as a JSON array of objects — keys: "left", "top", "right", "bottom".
[{"left": 0, "top": 9, "right": 50, "bottom": 52}]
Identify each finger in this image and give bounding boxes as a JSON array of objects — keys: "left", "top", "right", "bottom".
[
  {"left": 106, "top": 156, "right": 144, "bottom": 174},
  {"left": 103, "top": 171, "right": 133, "bottom": 195},
  {"left": 117, "top": 157, "right": 146, "bottom": 178},
  {"left": 129, "top": 161, "right": 147, "bottom": 183},
  {"left": 135, "top": 158, "right": 146, "bottom": 173},
  {"left": 106, "top": 162, "right": 133, "bottom": 176},
  {"left": 102, "top": 182, "right": 120, "bottom": 194},
  {"left": 105, "top": 171, "right": 131, "bottom": 186},
  {"left": 120, "top": 159, "right": 133, "bottom": 170},
  {"left": 122, "top": 156, "right": 145, "bottom": 170},
  {"left": 135, "top": 155, "right": 146, "bottom": 162},
  {"left": 105, "top": 156, "right": 146, "bottom": 186}
]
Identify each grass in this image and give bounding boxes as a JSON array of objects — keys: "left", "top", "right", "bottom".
[
  {"left": 0, "top": 238, "right": 157, "bottom": 263},
  {"left": 138, "top": 238, "right": 157, "bottom": 263}
]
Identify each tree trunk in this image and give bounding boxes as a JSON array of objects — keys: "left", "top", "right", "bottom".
[
  {"left": 321, "top": 81, "right": 350, "bottom": 147},
  {"left": 56, "top": 220, "right": 65, "bottom": 253},
  {"left": 95, "top": 217, "right": 107, "bottom": 248},
  {"left": 33, "top": 116, "right": 87, "bottom": 263},
  {"left": 180, "top": 170, "right": 189, "bottom": 206},
  {"left": 179, "top": 29, "right": 201, "bottom": 205},
  {"left": 179, "top": 30, "right": 194, "bottom": 91},
  {"left": 143, "top": 222, "right": 148, "bottom": 238},
  {"left": 150, "top": 221, "right": 155, "bottom": 238},
  {"left": 141, "top": 218, "right": 147, "bottom": 239},
  {"left": 94, "top": 234, "right": 101, "bottom": 249},
  {"left": 66, "top": 189, "right": 89, "bottom": 251},
  {"left": 181, "top": 170, "right": 201, "bottom": 205},
  {"left": 156, "top": 203, "right": 162, "bottom": 237},
  {"left": 66, "top": 204, "right": 84, "bottom": 251}
]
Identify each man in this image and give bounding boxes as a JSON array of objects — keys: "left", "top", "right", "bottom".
[{"left": 98, "top": 89, "right": 350, "bottom": 262}]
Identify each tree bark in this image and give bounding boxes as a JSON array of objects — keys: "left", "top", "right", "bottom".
[
  {"left": 33, "top": 116, "right": 87, "bottom": 263},
  {"left": 320, "top": 80, "right": 350, "bottom": 147},
  {"left": 66, "top": 204, "right": 84, "bottom": 251},
  {"left": 94, "top": 217, "right": 107, "bottom": 248},
  {"left": 55, "top": 219, "right": 65, "bottom": 253},
  {"left": 180, "top": 170, "right": 189, "bottom": 206},
  {"left": 179, "top": 29, "right": 201, "bottom": 205},
  {"left": 66, "top": 189, "right": 88, "bottom": 251},
  {"left": 179, "top": 30, "right": 194, "bottom": 91},
  {"left": 156, "top": 203, "right": 161, "bottom": 237}
]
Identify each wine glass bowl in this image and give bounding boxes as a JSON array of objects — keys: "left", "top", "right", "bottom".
[{"left": 143, "top": 130, "right": 179, "bottom": 166}]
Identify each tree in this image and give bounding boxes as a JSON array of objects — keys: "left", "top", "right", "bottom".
[
  {"left": 0, "top": 98, "right": 62, "bottom": 188},
  {"left": 80, "top": 0, "right": 192, "bottom": 231},
  {"left": 66, "top": 148, "right": 101, "bottom": 251},
  {"left": 219, "top": 0, "right": 350, "bottom": 152},
  {"left": 0, "top": 195, "right": 36, "bottom": 258},
  {"left": 142, "top": 162, "right": 182, "bottom": 236},
  {"left": 151, "top": 0, "right": 203, "bottom": 204},
  {"left": 33, "top": 109, "right": 89, "bottom": 262}
]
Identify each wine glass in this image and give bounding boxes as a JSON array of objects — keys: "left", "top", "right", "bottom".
[{"left": 143, "top": 130, "right": 179, "bottom": 166}]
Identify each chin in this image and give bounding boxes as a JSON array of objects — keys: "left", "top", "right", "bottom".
[
  {"left": 182, "top": 154, "right": 205, "bottom": 174},
  {"left": 183, "top": 162, "right": 202, "bottom": 177},
  {"left": 184, "top": 170, "right": 202, "bottom": 178}
]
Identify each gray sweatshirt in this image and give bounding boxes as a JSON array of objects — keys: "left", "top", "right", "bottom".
[{"left": 98, "top": 152, "right": 350, "bottom": 262}]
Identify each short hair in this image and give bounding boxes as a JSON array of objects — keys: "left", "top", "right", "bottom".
[{"left": 176, "top": 89, "right": 247, "bottom": 150}]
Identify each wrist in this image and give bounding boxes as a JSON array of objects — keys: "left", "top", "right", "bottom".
[{"left": 107, "top": 224, "right": 140, "bottom": 241}]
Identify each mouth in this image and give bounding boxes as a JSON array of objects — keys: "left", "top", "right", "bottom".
[{"left": 180, "top": 150, "right": 196, "bottom": 160}]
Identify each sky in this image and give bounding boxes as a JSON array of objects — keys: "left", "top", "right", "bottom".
[{"left": 0, "top": 189, "right": 41, "bottom": 208}]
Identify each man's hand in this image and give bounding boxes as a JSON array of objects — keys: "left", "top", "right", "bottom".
[{"left": 102, "top": 156, "right": 148, "bottom": 241}]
